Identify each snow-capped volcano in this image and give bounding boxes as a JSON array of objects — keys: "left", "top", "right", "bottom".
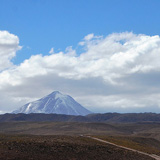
[{"left": 13, "top": 91, "right": 92, "bottom": 116}]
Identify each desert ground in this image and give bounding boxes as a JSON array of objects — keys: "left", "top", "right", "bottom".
[{"left": 0, "top": 121, "right": 160, "bottom": 160}]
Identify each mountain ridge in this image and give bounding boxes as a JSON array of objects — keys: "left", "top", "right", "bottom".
[{"left": 2, "top": 112, "right": 160, "bottom": 123}]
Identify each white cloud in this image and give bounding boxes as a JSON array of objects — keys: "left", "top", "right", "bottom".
[
  {"left": 65, "top": 46, "right": 76, "bottom": 56},
  {"left": 0, "top": 31, "right": 22, "bottom": 71},
  {"left": 49, "top": 47, "right": 54, "bottom": 54},
  {"left": 84, "top": 33, "right": 94, "bottom": 41},
  {"left": 1, "top": 31, "right": 160, "bottom": 113}
]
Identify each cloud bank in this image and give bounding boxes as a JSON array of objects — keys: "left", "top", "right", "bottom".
[{"left": 0, "top": 30, "right": 160, "bottom": 113}]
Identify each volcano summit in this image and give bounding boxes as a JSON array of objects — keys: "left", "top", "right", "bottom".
[{"left": 13, "top": 91, "right": 92, "bottom": 116}]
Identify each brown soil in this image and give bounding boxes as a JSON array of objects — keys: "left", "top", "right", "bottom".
[{"left": 0, "top": 134, "right": 154, "bottom": 160}]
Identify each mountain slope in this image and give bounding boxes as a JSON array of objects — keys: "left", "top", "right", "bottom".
[{"left": 12, "top": 91, "right": 92, "bottom": 116}]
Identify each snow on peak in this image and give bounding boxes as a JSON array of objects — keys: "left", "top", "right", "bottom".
[
  {"left": 12, "top": 91, "right": 92, "bottom": 116},
  {"left": 54, "top": 92, "right": 67, "bottom": 100}
]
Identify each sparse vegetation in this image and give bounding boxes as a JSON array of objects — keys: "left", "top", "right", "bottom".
[
  {"left": 95, "top": 135, "right": 160, "bottom": 156},
  {"left": 0, "top": 120, "right": 160, "bottom": 159},
  {"left": 0, "top": 134, "right": 155, "bottom": 160}
]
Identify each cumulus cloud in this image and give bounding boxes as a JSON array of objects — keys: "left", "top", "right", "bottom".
[
  {"left": 1, "top": 31, "right": 160, "bottom": 113},
  {"left": 0, "top": 31, "right": 22, "bottom": 71}
]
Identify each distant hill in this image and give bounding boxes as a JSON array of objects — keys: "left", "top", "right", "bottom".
[
  {"left": 12, "top": 91, "right": 92, "bottom": 116},
  {"left": 87, "top": 113, "right": 160, "bottom": 123},
  {"left": 1, "top": 112, "right": 160, "bottom": 123}
]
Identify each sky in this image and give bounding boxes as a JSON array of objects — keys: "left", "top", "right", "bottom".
[{"left": 0, "top": 0, "right": 160, "bottom": 114}]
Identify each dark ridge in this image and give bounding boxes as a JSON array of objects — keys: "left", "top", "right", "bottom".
[{"left": 0, "top": 112, "right": 160, "bottom": 123}]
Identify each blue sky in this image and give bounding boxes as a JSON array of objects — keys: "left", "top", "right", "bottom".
[
  {"left": 0, "top": 0, "right": 160, "bottom": 113},
  {"left": 1, "top": 0, "right": 160, "bottom": 63}
]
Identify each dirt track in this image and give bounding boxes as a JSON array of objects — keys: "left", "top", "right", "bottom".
[{"left": 87, "top": 136, "right": 160, "bottom": 160}]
